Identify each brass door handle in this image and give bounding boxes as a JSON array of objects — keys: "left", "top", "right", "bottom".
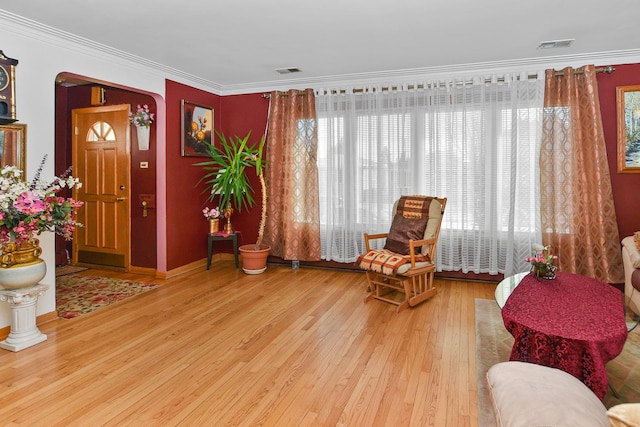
[{"left": 116, "top": 197, "right": 126, "bottom": 202}]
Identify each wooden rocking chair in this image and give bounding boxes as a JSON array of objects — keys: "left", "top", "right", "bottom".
[{"left": 357, "top": 196, "right": 446, "bottom": 312}]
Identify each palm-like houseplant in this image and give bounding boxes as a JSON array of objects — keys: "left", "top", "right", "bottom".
[{"left": 196, "top": 131, "right": 269, "bottom": 272}]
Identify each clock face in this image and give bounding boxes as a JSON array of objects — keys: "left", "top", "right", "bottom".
[{"left": 0, "top": 65, "right": 8, "bottom": 91}]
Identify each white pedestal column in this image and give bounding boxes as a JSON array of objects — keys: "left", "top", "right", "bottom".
[{"left": 0, "top": 284, "right": 49, "bottom": 352}]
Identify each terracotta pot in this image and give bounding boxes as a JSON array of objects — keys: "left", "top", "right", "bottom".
[{"left": 239, "top": 244, "right": 270, "bottom": 274}]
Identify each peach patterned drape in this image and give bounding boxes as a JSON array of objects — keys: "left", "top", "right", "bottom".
[
  {"left": 263, "top": 89, "right": 321, "bottom": 261},
  {"left": 541, "top": 65, "right": 624, "bottom": 283}
]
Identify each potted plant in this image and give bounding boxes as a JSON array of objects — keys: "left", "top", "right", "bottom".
[{"left": 195, "top": 131, "right": 270, "bottom": 274}]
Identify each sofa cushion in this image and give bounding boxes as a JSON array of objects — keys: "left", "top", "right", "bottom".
[
  {"left": 623, "top": 236, "right": 640, "bottom": 269},
  {"left": 608, "top": 403, "right": 640, "bottom": 427},
  {"left": 486, "top": 361, "right": 608, "bottom": 427}
]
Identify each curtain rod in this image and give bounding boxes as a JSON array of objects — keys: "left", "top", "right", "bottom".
[
  {"left": 555, "top": 65, "right": 615, "bottom": 76},
  {"left": 262, "top": 66, "right": 615, "bottom": 98},
  {"left": 262, "top": 90, "right": 311, "bottom": 99}
]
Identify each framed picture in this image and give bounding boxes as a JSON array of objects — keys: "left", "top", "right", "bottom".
[
  {"left": 616, "top": 85, "right": 640, "bottom": 173},
  {"left": 181, "top": 100, "right": 214, "bottom": 157},
  {"left": 0, "top": 123, "right": 26, "bottom": 175}
]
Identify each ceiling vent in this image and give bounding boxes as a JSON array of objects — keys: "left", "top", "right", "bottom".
[
  {"left": 537, "top": 39, "right": 574, "bottom": 49},
  {"left": 275, "top": 67, "right": 302, "bottom": 74}
]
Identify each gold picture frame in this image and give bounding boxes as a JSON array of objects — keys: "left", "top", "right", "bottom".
[
  {"left": 616, "top": 85, "right": 640, "bottom": 173},
  {"left": 181, "top": 100, "right": 214, "bottom": 157},
  {"left": 0, "top": 122, "right": 26, "bottom": 175}
]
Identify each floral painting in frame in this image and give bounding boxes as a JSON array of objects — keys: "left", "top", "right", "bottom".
[
  {"left": 181, "top": 100, "right": 213, "bottom": 157},
  {"left": 617, "top": 85, "right": 640, "bottom": 173}
]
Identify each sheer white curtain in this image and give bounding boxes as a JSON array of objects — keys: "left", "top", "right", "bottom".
[{"left": 316, "top": 72, "right": 545, "bottom": 276}]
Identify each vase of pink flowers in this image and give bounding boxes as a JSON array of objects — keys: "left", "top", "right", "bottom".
[
  {"left": 0, "top": 156, "right": 83, "bottom": 289},
  {"left": 525, "top": 244, "right": 558, "bottom": 280},
  {"left": 203, "top": 206, "right": 220, "bottom": 234},
  {"left": 129, "top": 104, "right": 154, "bottom": 151}
]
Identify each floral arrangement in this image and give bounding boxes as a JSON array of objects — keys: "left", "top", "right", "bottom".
[
  {"left": 0, "top": 156, "right": 83, "bottom": 246},
  {"left": 129, "top": 104, "right": 154, "bottom": 128},
  {"left": 524, "top": 244, "right": 557, "bottom": 279},
  {"left": 202, "top": 206, "right": 220, "bottom": 220}
]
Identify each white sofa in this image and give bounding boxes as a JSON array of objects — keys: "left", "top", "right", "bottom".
[
  {"left": 622, "top": 236, "right": 640, "bottom": 316},
  {"left": 487, "top": 361, "right": 640, "bottom": 427}
]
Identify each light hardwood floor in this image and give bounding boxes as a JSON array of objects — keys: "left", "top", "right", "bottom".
[{"left": 0, "top": 263, "right": 497, "bottom": 426}]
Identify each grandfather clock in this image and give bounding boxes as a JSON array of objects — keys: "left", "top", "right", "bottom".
[{"left": 0, "top": 50, "right": 18, "bottom": 125}]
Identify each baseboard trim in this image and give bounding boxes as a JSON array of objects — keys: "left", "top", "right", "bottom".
[
  {"left": 157, "top": 254, "right": 238, "bottom": 280},
  {"left": 129, "top": 266, "right": 157, "bottom": 277}
]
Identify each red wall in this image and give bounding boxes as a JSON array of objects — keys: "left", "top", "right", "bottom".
[
  {"left": 164, "top": 80, "right": 221, "bottom": 270},
  {"left": 164, "top": 83, "right": 269, "bottom": 270},
  {"left": 597, "top": 63, "right": 640, "bottom": 240}
]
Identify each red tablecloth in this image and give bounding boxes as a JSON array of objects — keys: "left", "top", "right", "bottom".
[{"left": 502, "top": 271, "right": 628, "bottom": 399}]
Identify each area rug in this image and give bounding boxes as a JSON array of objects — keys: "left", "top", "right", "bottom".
[
  {"left": 55, "top": 265, "right": 88, "bottom": 277},
  {"left": 56, "top": 274, "right": 159, "bottom": 319},
  {"left": 475, "top": 298, "right": 640, "bottom": 427}
]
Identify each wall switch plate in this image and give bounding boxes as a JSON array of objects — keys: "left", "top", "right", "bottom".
[{"left": 140, "top": 161, "right": 149, "bottom": 169}]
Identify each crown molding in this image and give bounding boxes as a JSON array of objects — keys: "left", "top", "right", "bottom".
[
  {"left": 2, "top": 10, "right": 639, "bottom": 97},
  {"left": 219, "top": 48, "right": 640, "bottom": 95},
  {"left": 0, "top": 10, "right": 224, "bottom": 94}
]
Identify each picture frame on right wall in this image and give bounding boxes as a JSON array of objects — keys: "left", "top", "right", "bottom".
[{"left": 616, "top": 84, "right": 640, "bottom": 173}]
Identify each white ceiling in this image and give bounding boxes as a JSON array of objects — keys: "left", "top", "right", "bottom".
[{"left": 1, "top": 1, "right": 639, "bottom": 94}]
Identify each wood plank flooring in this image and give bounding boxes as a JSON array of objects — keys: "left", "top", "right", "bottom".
[{"left": 0, "top": 263, "right": 497, "bottom": 426}]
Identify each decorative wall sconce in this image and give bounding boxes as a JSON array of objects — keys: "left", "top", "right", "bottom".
[
  {"left": 136, "top": 126, "right": 150, "bottom": 151},
  {"left": 129, "top": 104, "right": 154, "bottom": 151}
]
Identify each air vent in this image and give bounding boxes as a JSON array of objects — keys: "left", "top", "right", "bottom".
[
  {"left": 275, "top": 67, "right": 302, "bottom": 74},
  {"left": 538, "top": 39, "right": 574, "bottom": 49}
]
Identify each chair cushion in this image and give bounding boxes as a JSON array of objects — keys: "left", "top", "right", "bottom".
[
  {"left": 384, "top": 214, "right": 428, "bottom": 254},
  {"left": 357, "top": 249, "right": 428, "bottom": 275},
  {"left": 486, "top": 361, "right": 608, "bottom": 427},
  {"left": 423, "top": 198, "right": 443, "bottom": 240},
  {"left": 385, "top": 196, "right": 441, "bottom": 255}
]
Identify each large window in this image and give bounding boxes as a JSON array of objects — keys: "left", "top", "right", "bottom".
[{"left": 316, "top": 76, "right": 545, "bottom": 276}]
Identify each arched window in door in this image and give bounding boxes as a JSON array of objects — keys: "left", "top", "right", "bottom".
[{"left": 87, "top": 121, "right": 116, "bottom": 142}]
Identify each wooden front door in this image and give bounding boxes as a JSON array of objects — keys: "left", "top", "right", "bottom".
[{"left": 72, "top": 105, "right": 130, "bottom": 269}]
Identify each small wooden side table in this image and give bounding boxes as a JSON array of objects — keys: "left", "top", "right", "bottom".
[{"left": 207, "top": 232, "right": 239, "bottom": 270}]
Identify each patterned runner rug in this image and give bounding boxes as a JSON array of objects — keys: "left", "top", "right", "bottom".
[
  {"left": 56, "top": 274, "right": 160, "bottom": 319},
  {"left": 475, "top": 298, "right": 640, "bottom": 427}
]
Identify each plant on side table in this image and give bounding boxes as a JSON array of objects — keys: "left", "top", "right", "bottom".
[{"left": 195, "top": 131, "right": 269, "bottom": 274}]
